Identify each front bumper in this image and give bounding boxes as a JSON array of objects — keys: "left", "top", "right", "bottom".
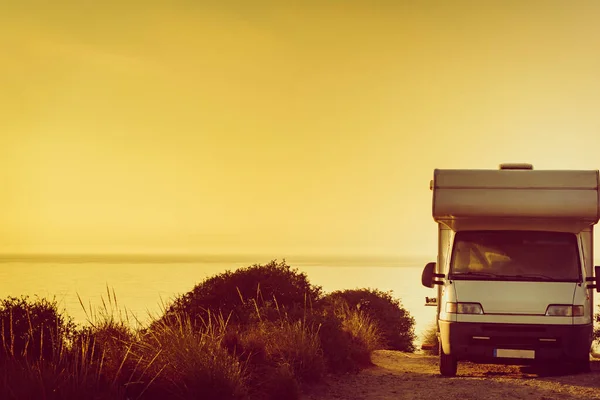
[{"left": 439, "top": 320, "right": 592, "bottom": 364}]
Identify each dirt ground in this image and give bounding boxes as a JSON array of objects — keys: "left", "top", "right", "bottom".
[{"left": 301, "top": 351, "right": 600, "bottom": 400}]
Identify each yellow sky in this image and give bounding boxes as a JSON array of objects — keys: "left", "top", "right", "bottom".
[{"left": 2, "top": 1, "right": 600, "bottom": 257}]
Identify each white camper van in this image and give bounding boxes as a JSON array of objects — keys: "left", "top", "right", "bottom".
[{"left": 421, "top": 163, "right": 600, "bottom": 376}]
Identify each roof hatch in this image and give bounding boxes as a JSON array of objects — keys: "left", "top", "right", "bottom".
[{"left": 499, "top": 163, "right": 534, "bottom": 170}]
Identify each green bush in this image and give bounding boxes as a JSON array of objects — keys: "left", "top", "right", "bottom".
[
  {"left": 311, "top": 311, "right": 355, "bottom": 373},
  {"left": 311, "top": 299, "right": 381, "bottom": 371},
  {"left": 71, "top": 288, "right": 144, "bottom": 397},
  {"left": 261, "top": 319, "right": 324, "bottom": 384},
  {"left": 256, "top": 362, "right": 299, "bottom": 400},
  {"left": 165, "top": 260, "right": 322, "bottom": 326},
  {"left": 0, "top": 263, "right": 398, "bottom": 399},
  {"left": 0, "top": 354, "right": 127, "bottom": 400},
  {"left": 233, "top": 317, "right": 323, "bottom": 400},
  {"left": 0, "top": 296, "right": 75, "bottom": 362},
  {"left": 593, "top": 305, "right": 600, "bottom": 344},
  {"left": 73, "top": 320, "right": 137, "bottom": 396},
  {"left": 420, "top": 321, "right": 439, "bottom": 355},
  {"left": 0, "top": 296, "right": 127, "bottom": 400},
  {"left": 135, "top": 312, "right": 247, "bottom": 400},
  {"left": 322, "top": 288, "right": 415, "bottom": 352},
  {"left": 340, "top": 308, "right": 382, "bottom": 366}
]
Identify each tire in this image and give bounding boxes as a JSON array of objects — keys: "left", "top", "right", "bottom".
[{"left": 439, "top": 342, "right": 457, "bottom": 377}]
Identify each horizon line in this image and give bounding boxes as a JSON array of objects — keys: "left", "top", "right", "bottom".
[{"left": 0, "top": 252, "right": 432, "bottom": 265}]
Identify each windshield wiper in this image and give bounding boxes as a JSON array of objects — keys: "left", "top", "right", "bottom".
[
  {"left": 451, "top": 271, "right": 500, "bottom": 279},
  {"left": 451, "top": 272, "right": 574, "bottom": 282},
  {"left": 501, "top": 274, "right": 561, "bottom": 281}
]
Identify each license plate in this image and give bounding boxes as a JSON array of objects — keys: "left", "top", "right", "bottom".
[{"left": 494, "top": 349, "right": 535, "bottom": 359}]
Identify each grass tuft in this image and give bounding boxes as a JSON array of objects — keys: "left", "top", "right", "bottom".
[
  {"left": 0, "top": 261, "right": 414, "bottom": 399},
  {"left": 136, "top": 311, "right": 247, "bottom": 400},
  {"left": 420, "top": 321, "right": 439, "bottom": 355}
]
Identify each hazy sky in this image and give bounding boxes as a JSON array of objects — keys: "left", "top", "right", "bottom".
[{"left": 3, "top": 1, "right": 600, "bottom": 257}]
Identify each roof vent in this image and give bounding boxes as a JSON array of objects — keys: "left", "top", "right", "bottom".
[{"left": 499, "top": 163, "right": 533, "bottom": 170}]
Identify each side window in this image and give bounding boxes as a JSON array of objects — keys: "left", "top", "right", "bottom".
[{"left": 439, "top": 226, "right": 453, "bottom": 275}]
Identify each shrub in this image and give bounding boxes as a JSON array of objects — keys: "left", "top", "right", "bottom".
[
  {"left": 320, "top": 299, "right": 381, "bottom": 368},
  {"left": 339, "top": 307, "right": 381, "bottom": 366},
  {"left": 257, "top": 362, "right": 299, "bottom": 400},
  {"left": 260, "top": 319, "right": 324, "bottom": 384},
  {"left": 300, "top": 299, "right": 381, "bottom": 374},
  {"left": 0, "top": 295, "right": 128, "bottom": 400},
  {"left": 165, "top": 260, "right": 322, "bottom": 326},
  {"left": 0, "top": 353, "right": 127, "bottom": 399},
  {"left": 136, "top": 311, "right": 247, "bottom": 400},
  {"left": 0, "top": 267, "right": 395, "bottom": 399},
  {"left": 234, "top": 317, "right": 323, "bottom": 400},
  {"left": 74, "top": 289, "right": 137, "bottom": 386},
  {"left": 420, "top": 321, "right": 439, "bottom": 355},
  {"left": 311, "top": 311, "right": 355, "bottom": 373},
  {"left": 322, "top": 288, "right": 415, "bottom": 352},
  {"left": 593, "top": 306, "right": 600, "bottom": 348},
  {"left": 0, "top": 296, "right": 75, "bottom": 362}
]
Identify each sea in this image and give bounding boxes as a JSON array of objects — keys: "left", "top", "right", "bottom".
[{"left": 0, "top": 254, "right": 437, "bottom": 346}]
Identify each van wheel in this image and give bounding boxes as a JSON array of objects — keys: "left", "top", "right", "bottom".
[{"left": 439, "top": 342, "right": 457, "bottom": 377}]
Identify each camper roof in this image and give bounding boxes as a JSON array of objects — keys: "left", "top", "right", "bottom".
[{"left": 432, "top": 167, "right": 600, "bottom": 232}]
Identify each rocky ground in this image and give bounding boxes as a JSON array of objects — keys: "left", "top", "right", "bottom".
[{"left": 302, "top": 351, "right": 600, "bottom": 400}]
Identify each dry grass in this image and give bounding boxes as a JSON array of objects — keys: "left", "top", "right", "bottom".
[
  {"left": 336, "top": 303, "right": 382, "bottom": 366},
  {"left": 136, "top": 311, "right": 247, "bottom": 400},
  {"left": 241, "top": 318, "right": 324, "bottom": 381},
  {"left": 420, "top": 321, "right": 439, "bottom": 355},
  {"left": 0, "top": 319, "right": 129, "bottom": 399},
  {"left": 0, "top": 286, "right": 389, "bottom": 399}
]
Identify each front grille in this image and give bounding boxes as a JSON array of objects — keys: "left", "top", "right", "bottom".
[
  {"left": 480, "top": 325, "right": 546, "bottom": 334},
  {"left": 469, "top": 336, "right": 561, "bottom": 349}
]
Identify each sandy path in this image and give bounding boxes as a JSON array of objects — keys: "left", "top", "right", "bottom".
[{"left": 302, "top": 351, "right": 600, "bottom": 400}]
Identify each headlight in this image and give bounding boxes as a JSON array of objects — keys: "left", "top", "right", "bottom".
[
  {"left": 545, "top": 305, "right": 584, "bottom": 317},
  {"left": 446, "top": 302, "right": 484, "bottom": 314}
]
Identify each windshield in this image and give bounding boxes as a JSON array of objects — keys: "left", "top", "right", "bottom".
[{"left": 449, "top": 231, "right": 581, "bottom": 282}]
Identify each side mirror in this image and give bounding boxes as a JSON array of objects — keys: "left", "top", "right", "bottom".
[
  {"left": 586, "top": 266, "right": 600, "bottom": 291},
  {"left": 422, "top": 262, "right": 436, "bottom": 288},
  {"left": 422, "top": 262, "right": 444, "bottom": 288}
]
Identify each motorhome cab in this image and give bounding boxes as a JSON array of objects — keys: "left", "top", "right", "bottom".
[{"left": 421, "top": 164, "right": 600, "bottom": 376}]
